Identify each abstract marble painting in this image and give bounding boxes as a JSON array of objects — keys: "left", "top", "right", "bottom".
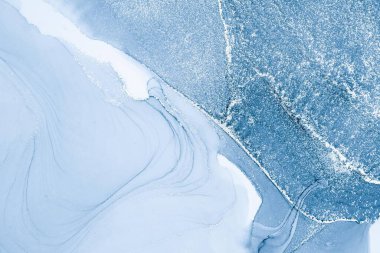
[{"left": 1, "top": 0, "right": 379, "bottom": 252}]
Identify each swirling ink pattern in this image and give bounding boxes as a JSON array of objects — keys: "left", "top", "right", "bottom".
[{"left": 1, "top": 0, "right": 379, "bottom": 252}]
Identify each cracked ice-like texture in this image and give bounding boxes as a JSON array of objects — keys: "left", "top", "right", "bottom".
[{"left": 0, "top": 1, "right": 260, "bottom": 252}]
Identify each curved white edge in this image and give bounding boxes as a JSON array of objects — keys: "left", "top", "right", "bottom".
[
  {"left": 17, "top": 0, "right": 150, "bottom": 100},
  {"left": 217, "top": 154, "right": 262, "bottom": 225}
]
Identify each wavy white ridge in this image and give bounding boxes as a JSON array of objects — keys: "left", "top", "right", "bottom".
[{"left": 217, "top": 0, "right": 232, "bottom": 64}]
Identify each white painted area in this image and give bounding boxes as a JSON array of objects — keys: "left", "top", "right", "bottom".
[
  {"left": 370, "top": 219, "right": 380, "bottom": 253},
  {"left": 217, "top": 154, "right": 261, "bottom": 224},
  {"left": 18, "top": 0, "right": 150, "bottom": 100},
  {"left": 2, "top": 1, "right": 266, "bottom": 252}
]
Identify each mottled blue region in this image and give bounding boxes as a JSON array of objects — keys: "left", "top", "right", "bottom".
[{"left": 220, "top": 0, "right": 380, "bottom": 222}]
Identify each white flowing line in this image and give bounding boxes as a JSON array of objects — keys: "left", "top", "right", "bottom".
[
  {"left": 260, "top": 69, "right": 380, "bottom": 185},
  {"left": 18, "top": 0, "right": 150, "bottom": 100},
  {"left": 370, "top": 219, "right": 380, "bottom": 253},
  {"left": 217, "top": 0, "right": 232, "bottom": 64},
  {"left": 217, "top": 154, "right": 262, "bottom": 224}
]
